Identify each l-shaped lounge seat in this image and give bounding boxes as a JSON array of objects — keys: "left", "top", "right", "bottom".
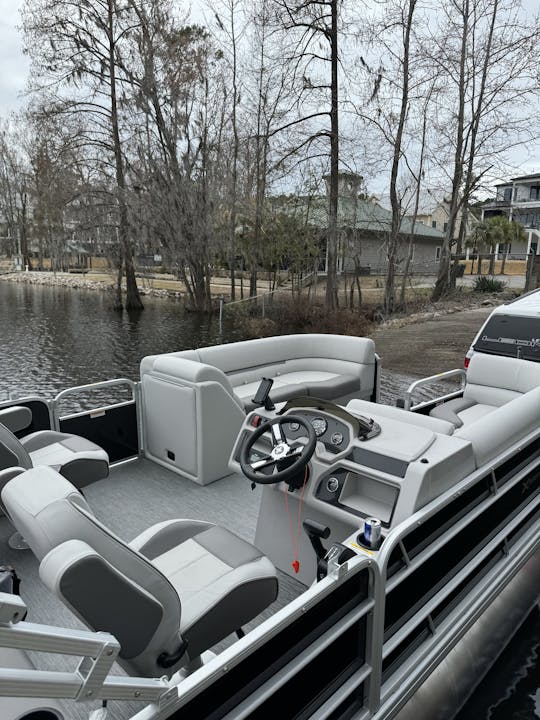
[
  {"left": 140, "top": 334, "right": 378, "bottom": 485},
  {"left": 141, "top": 334, "right": 378, "bottom": 412}
]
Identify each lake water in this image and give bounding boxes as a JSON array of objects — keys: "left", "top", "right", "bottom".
[{"left": 0, "top": 280, "right": 538, "bottom": 719}]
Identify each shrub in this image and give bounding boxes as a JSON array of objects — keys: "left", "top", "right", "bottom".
[
  {"left": 228, "top": 295, "right": 374, "bottom": 338},
  {"left": 473, "top": 276, "right": 507, "bottom": 293}
]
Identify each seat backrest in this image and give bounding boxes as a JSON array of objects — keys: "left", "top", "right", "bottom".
[
  {"left": 464, "top": 353, "right": 540, "bottom": 406},
  {"left": 0, "top": 406, "right": 33, "bottom": 433},
  {"left": 455, "top": 384, "right": 540, "bottom": 466},
  {"left": 0, "top": 423, "right": 32, "bottom": 471},
  {"left": 1, "top": 467, "right": 183, "bottom": 675}
]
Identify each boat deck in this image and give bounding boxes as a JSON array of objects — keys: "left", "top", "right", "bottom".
[{"left": 0, "top": 457, "right": 306, "bottom": 720}]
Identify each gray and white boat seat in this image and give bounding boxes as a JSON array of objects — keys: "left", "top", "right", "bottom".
[
  {"left": 0, "top": 405, "right": 109, "bottom": 491},
  {"left": 1, "top": 465, "right": 278, "bottom": 679},
  {"left": 428, "top": 353, "right": 540, "bottom": 429},
  {"left": 140, "top": 333, "right": 378, "bottom": 485},
  {"left": 346, "top": 352, "right": 540, "bottom": 472}
]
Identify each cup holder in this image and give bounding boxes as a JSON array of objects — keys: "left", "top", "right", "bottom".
[{"left": 16, "top": 709, "right": 63, "bottom": 720}]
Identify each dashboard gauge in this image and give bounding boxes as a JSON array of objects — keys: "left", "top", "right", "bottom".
[
  {"left": 311, "top": 416, "right": 328, "bottom": 437},
  {"left": 288, "top": 421, "right": 300, "bottom": 432},
  {"left": 331, "top": 432, "right": 344, "bottom": 446}
]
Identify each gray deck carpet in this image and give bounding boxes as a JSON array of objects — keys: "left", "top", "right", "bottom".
[{"left": 0, "top": 458, "right": 307, "bottom": 720}]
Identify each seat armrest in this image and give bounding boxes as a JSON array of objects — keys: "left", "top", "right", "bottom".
[
  {"left": 129, "top": 519, "right": 214, "bottom": 560},
  {"left": 0, "top": 407, "right": 32, "bottom": 434},
  {"left": 0, "top": 466, "right": 27, "bottom": 516},
  {"left": 0, "top": 466, "right": 26, "bottom": 485}
]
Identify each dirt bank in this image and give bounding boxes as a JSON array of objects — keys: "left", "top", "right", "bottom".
[
  {"left": 373, "top": 306, "right": 495, "bottom": 404},
  {"left": 373, "top": 306, "right": 493, "bottom": 377}
]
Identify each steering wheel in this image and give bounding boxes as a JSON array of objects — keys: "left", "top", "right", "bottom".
[{"left": 239, "top": 415, "right": 317, "bottom": 484}]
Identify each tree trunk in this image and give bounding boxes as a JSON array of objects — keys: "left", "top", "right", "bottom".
[
  {"left": 107, "top": 0, "right": 143, "bottom": 312},
  {"left": 325, "top": 0, "right": 339, "bottom": 311},
  {"left": 432, "top": 0, "right": 469, "bottom": 302},
  {"left": 385, "top": 0, "right": 416, "bottom": 316},
  {"left": 114, "top": 250, "right": 123, "bottom": 311}
]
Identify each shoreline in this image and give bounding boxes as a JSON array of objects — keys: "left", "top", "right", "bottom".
[
  {"left": 0, "top": 269, "right": 511, "bottom": 327},
  {"left": 0, "top": 270, "right": 186, "bottom": 299}
]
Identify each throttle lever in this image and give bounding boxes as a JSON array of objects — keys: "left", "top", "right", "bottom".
[{"left": 303, "top": 519, "right": 330, "bottom": 563}]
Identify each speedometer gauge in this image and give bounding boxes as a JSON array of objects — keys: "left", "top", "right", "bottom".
[{"left": 311, "top": 416, "right": 328, "bottom": 437}]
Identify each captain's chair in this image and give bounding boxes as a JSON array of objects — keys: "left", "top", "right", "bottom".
[
  {"left": 1, "top": 467, "right": 279, "bottom": 678},
  {"left": 0, "top": 406, "right": 109, "bottom": 491}
]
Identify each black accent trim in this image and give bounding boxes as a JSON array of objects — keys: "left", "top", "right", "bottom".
[
  {"left": 59, "top": 554, "right": 163, "bottom": 659},
  {"left": 351, "top": 447, "right": 409, "bottom": 478},
  {"left": 382, "top": 448, "right": 540, "bottom": 675},
  {"left": 166, "top": 570, "right": 369, "bottom": 720},
  {"left": 59, "top": 402, "right": 138, "bottom": 463}
]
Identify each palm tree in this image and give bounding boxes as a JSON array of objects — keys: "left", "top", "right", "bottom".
[{"left": 465, "top": 215, "right": 526, "bottom": 275}]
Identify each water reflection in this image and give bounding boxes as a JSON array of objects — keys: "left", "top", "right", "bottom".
[{"left": 0, "top": 282, "right": 236, "bottom": 402}]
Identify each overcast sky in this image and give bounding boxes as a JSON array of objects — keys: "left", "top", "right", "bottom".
[
  {"left": 0, "top": 1, "right": 29, "bottom": 114},
  {"left": 0, "top": 0, "right": 538, "bottom": 190}
]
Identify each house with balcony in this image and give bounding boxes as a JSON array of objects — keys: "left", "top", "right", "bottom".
[{"left": 482, "top": 173, "right": 540, "bottom": 257}]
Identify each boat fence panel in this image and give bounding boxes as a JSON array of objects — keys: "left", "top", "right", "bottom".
[
  {"left": 131, "top": 558, "right": 381, "bottom": 720},
  {"left": 51, "top": 379, "right": 140, "bottom": 462},
  {"left": 375, "top": 433, "right": 540, "bottom": 715}
]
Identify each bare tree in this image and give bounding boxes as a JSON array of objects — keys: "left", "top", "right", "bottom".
[
  {"left": 211, "top": 0, "right": 247, "bottom": 301},
  {"left": 22, "top": 0, "right": 144, "bottom": 310},
  {"left": 385, "top": 0, "right": 417, "bottom": 315},
  {"left": 0, "top": 120, "right": 31, "bottom": 267},
  {"left": 125, "top": 0, "right": 223, "bottom": 312},
  {"left": 430, "top": 0, "right": 540, "bottom": 300},
  {"left": 272, "top": 0, "right": 341, "bottom": 310},
  {"left": 239, "top": 0, "right": 299, "bottom": 297},
  {"left": 351, "top": 0, "right": 429, "bottom": 315}
]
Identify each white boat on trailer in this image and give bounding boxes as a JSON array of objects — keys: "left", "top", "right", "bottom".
[{"left": 0, "top": 332, "right": 536, "bottom": 720}]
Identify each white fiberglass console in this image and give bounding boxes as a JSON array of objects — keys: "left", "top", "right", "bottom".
[{"left": 229, "top": 396, "right": 475, "bottom": 585}]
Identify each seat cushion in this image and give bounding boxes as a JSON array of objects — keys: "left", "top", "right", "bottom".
[
  {"left": 429, "top": 397, "right": 474, "bottom": 428},
  {"left": 21, "top": 431, "right": 109, "bottom": 487},
  {"left": 429, "top": 397, "right": 498, "bottom": 429},
  {"left": 234, "top": 372, "right": 359, "bottom": 410},
  {"left": 153, "top": 525, "right": 278, "bottom": 656}
]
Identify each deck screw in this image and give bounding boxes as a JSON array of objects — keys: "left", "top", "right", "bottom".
[
  {"left": 86, "top": 691, "right": 93, "bottom": 697},
  {"left": 134, "top": 691, "right": 141, "bottom": 697}
]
